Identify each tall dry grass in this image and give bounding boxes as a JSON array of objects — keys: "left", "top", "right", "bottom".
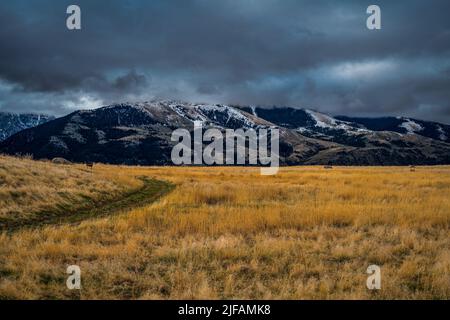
[
  {"left": 0, "top": 159, "right": 449, "bottom": 299},
  {"left": 0, "top": 155, "right": 141, "bottom": 223}
]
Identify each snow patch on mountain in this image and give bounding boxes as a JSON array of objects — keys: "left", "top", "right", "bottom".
[
  {"left": 305, "top": 110, "right": 338, "bottom": 128},
  {"left": 168, "top": 103, "right": 190, "bottom": 119},
  {"left": 195, "top": 104, "right": 255, "bottom": 128},
  {"left": 0, "top": 112, "right": 54, "bottom": 141},
  {"left": 399, "top": 118, "right": 424, "bottom": 134},
  {"left": 296, "top": 127, "right": 310, "bottom": 133},
  {"left": 437, "top": 125, "right": 447, "bottom": 141},
  {"left": 305, "top": 109, "right": 371, "bottom": 135}
]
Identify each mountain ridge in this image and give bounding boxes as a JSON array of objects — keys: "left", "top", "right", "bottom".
[
  {"left": 0, "top": 112, "right": 55, "bottom": 141},
  {"left": 1, "top": 100, "right": 449, "bottom": 166}
]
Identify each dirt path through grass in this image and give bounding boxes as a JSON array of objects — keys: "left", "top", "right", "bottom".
[{"left": 0, "top": 177, "right": 174, "bottom": 233}]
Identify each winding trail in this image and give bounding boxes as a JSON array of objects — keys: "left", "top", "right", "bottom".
[{"left": 0, "top": 177, "right": 175, "bottom": 233}]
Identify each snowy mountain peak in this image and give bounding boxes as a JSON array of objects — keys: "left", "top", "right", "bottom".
[
  {"left": 0, "top": 112, "right": 54, "bottom": 141},
  {"left": 93, "top": 100, "right": 262, "bottom": 129}
]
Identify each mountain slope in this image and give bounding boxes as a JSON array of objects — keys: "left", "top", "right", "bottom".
[
  {"left": 1, "top": 101, "right": 449, "bottom": 166},
  {"left": 239, "top": 106, "right": 450, "bottom": 145},
  {"left": 0, "top": 112, "right": 54, "bottom": 141},
  {"left": 335, "top": 115, "right": 450, "bottom": 143}
]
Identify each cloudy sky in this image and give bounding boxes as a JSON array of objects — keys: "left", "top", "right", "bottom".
[{"left": 1, "top": 0, "right": 450, "bottom": 123}]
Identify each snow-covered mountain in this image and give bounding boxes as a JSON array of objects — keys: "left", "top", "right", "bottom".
[
  {"left": 1, "top": 100, "right": 449, "bottom": 165},
  {"left": 239, "top": 106, "right": 450, "bottom": 145},
  {"left": 335, "top": 115, "right": 450, "bottom": 142},
  {"left": 0, "top": 112, "right": 55, "bottom": 141}
]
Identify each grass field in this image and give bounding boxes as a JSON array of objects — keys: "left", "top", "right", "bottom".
[{"left": 0, "top": 155, "right": 449, "bottom": 299}]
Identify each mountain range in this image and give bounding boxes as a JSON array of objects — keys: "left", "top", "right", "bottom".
[
  {"left": 1, "top": 100, "right": 449, "bottom": 166},
  {"left": 0, "top": 112, "right": 54, "bottom": 141}
]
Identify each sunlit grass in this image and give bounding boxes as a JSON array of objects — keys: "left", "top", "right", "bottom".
[
  {"left": 0, "top": 155, "right": 141, "bottom": 223},
  {"left": 0, "top": 157, "right": 449, "bottom": 299}
]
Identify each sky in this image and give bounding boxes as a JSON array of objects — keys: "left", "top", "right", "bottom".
[{"left": 0, "top": 0, "right": 450, "bottom": 123}]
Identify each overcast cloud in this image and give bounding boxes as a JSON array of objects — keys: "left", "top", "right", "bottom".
[{"left": 0, "top": 0, "right": 450, "bottom": 122}]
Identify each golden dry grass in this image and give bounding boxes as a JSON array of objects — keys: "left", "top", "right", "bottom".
[
  {"left": 0, "top": 157, "right": 449, "bottom": 299},
  {"left": 0, "top": 155, "right": 141, "bottom": 223}
]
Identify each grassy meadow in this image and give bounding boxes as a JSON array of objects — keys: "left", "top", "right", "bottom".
[{"left": 0, "top": 155, "right": 449, "bottom": 299}]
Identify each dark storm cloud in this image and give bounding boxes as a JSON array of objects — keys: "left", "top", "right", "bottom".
[{"left": 0, "top": 0, "right": 449, "bottom": 122}]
